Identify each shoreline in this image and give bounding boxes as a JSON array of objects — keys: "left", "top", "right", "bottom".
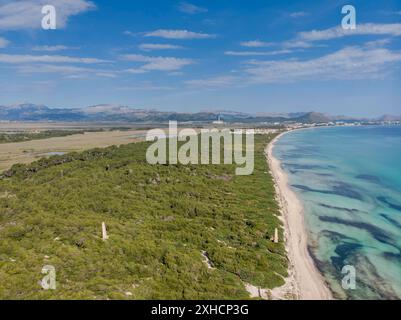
[{"left": 266, "top": 131, "right": 333, "bottom": 300}]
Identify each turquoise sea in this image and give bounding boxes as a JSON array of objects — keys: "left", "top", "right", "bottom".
[{"left": 273, "top": 126, "right": 401, "bottom": 299}]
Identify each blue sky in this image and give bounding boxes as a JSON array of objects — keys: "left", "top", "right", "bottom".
[{"left": 0, "top": 0, "right": 400, "bottom": 116}]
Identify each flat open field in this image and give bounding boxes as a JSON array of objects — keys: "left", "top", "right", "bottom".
[
  {"left": 0, "top": 130, "right": 148, "bottom": 172},
  {"left": 0, "top": 122, "right": 157, "bottom": 133}
]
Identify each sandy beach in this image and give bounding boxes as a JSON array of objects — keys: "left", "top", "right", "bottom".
[{"left": 266, "top": 132, "right": 333, "bottom": 300}]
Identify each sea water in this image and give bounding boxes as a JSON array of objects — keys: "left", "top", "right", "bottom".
[{"left": 273, "top": 125, "right": 401, "bottom": 299}]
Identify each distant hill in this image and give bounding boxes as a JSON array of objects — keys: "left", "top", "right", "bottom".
[
  {"left": 377, "top": 115, "right": 401, "bottom": 122},
  {"left": 0, "top": 103, "right": 84, "bottom": 121},
  {"left": 294, "top": 112, "right": 331, "bottom": 124},
  {"left": 0, "top": 103, "right": 398, "bottom": 124}
]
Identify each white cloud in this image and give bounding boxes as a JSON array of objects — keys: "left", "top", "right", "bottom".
[
  {"left": 240, "top": 40, "right": 273, "bottom": 48},
  {"left": 17, "top": 64, "right": 117, "bottom": 78},
  {"left": 18, "top": 64, "right": 91, "bottom": 74},
  {"left": 32, "top": 45, "right": 78, "bottom": 52},
  {"left": 118, "top": 83, "right": 173, "bottom": 91},
  {"left": 66, "top": 74, "right": 88, "bottom": 79},
  {"left": 244, "top": 47, "right": 401, "bottom": 83},
  {"left": 144, "top": 29, "right": 215, "bottom": 39},
  {"left": 120, "top": 54, "right": 194, "bottom": 71},
  {"left": 139, "top": 43, "right": 183, "bottom": 51},
  {"left": 124, "top": 68, "right": 148, "bottom": 74},
  {"left": 169, "top": 71, "right": 183, "bottom": 76},
  {"left": 93, "top": 72, "right": 117, "bottom": 78},
  {"left": 123, "top": 30, "right": 135, "bottom": 36},
  {"left": 289, "top": 11, "right": 308, "bottom": 18},
  {"left": 185, "top": 76, "right": 239, "bottom": 89},
  {"left": 0, "top": 0, "right": 95, "bottom": 30},
  {"left": 0, "top": 54, "right": 108, "bottom": 64},
  {"left": 283, "top": 40, "right": 315, "bottom": 49},
  {"left": 298, "top": 23, "right": 401, "bottom": 42},
  {"left": 364, "top": 38, "right": 391, "bottom": 48},
  {"left": 0, "top": 37, "right": 9, "bottom": 48},
  {"left": 177, "top": 2, "right": 207, "bottom": 14},
  {"left": 280, "top": 23, "right": 401, "bottom": 49},
  {"left": 225, "top": 50, "right": 291, "bottom": 56}
]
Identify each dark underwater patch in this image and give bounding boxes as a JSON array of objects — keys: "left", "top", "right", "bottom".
[
  {"left": 356, "top": 174, "right": 381, "bottom": 184},
  {"left": 278, "top": 153, "right": 297, "bottom": 161},
  {"left": 287, "top": 169, "right": 334, "bottom": 177},
  {"left": 293, "top": 145, "right": 320, "bottom": 152},
  {"left": 377, "top": 196, "right": 401, "bottom": 211},
  {"left": 332, "top": 182, "right": 363, "bottom": 201},
  {"left": 319, "top": 241, "right": 400, "bottom": 299},
  {"left": 348, "top": 252, "right": 399, "bottom": 300},
  {"left": 379, "top": 213, "right": 401, "bottom": 229},
  {"left": 292, "top": 183, "right": 363, "bottom": 201},
  {"left": 306, "top": 240, "right": 394, "bottom": 300},
  {"left": 283, "top": 163, "right": 336, "bottom": 170},
  {"left": 383, "top": 252, "right": 401, "bottom": 264},
  {"left": 320, "top": 229, "right": 358, "bottom": 243},
  {"left": 318, "top": 203, "right": 362, "bottom": 214},
  {"left": 319, "top": 230, "right": 361, "bottom": 273},
  {"left": 314, "top": 173, "right": 334, "bottom": 177},
  {"left": 331, "top": 242, "right": 362, "bottom": 272},
  {"left": 318, "top": 216, "right": 393, "bottom": 244},
  {"left": 292, "top": 184, "right": 317, "bottom": 192},
  {"left": 332, "top": 185, "right": 362, "bottom": 200},
  {"left": 307, "top": 245, "right": 327, "bottom": 274}
]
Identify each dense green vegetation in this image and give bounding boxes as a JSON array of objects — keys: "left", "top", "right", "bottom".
[
  {"left": 0, "top": 130, "right": 100, "bottom": 144},
  {"left": 0, "top": 134, "right": 287, "bottom": 299}
]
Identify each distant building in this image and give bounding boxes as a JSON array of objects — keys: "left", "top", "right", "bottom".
[{"left": 213, "top": 114, "right": 224, "bottom": 125}]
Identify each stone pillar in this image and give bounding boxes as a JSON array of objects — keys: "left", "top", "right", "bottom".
[
  {"left": 274, "top": 228, "right": 279, "bottom": 243},
  {"left": 102, "top": 222, "right": 109, "bottom": 241}
]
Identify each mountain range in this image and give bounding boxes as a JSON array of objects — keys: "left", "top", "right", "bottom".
[{"left": 0, "top": 103, "right": 400, "bottom": 124}]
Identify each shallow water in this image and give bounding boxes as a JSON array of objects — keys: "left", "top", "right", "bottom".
[{"left": 274, "top": 126, "right": 401, "bottom": 299}]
